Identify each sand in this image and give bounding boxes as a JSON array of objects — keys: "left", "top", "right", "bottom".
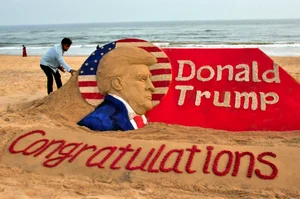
[{"left": 0, "top": 55, "right": 300, "bottom": 199}]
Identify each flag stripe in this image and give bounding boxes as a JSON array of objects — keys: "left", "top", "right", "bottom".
[
  {"left": 151, "top": 74, "right": 172, "bottom": 82},
  {"left": 156, "top": 58, "right": 170, "bottom": 63},
  {"left": 80, "top": 87, "right": 101, "bottom": 93},
  {"left": 153, "top": 81, "right": 172, "bottom": 87},
  {"left": 150, "top": 63, "right": 172, "bottom": 70},
  {"left": 116, "top": 42, "right": 156, "bottom": 48},
  {"left": 78, "top": 81, "right": 98, "bottom": 87},
  {"left": 138, "top": 46, "right": 163, "bottom": 52},
  {"left": 153, "top": 87, "right": 169, "bottom": 94},
  {"left": 152, "top": 94, "right": 165, "bottom": 101},
  {"left": 116, "top": 39, "right": 145, "bottom": 43},
  {"left": 151, "top": 69, "right": 172, "bottom": 76},
  {"left": 152, "top": 100, "right": 160, "bottom": 106},
  {"left": 150, "top": 52, "right": 168, "bottom": 58},
  {"left": 78, "top": 75, "right": 97, "bottom": 81},
  {"left": 81, "top": 93, "right": 104, "bottom": 99}
]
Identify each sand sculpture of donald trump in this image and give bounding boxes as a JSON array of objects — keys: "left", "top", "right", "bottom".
[{"left": 77, "top": 46, "right": 157, "bottom": 131}]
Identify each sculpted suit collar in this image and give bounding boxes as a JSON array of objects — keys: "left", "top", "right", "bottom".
[
  {"left": 77, "top": 95, "right": 135, "bottom": 131},
  {"left": 104, "top": 95, "right": 134, "bottom": 131},
  {"left": 108, "top": 94, "right": 148, "bottom": 129}
]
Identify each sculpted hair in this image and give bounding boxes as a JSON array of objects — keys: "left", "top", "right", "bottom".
[{"left": 96, "top": 47, "right": 157, "bottom": 95}]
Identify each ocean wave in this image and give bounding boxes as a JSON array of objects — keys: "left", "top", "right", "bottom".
[
  {"left": 88, "top": 41, "right": 112, "bottom": 45},
  {"left": 0, "top": 42, "right": 22, "bottom": 47},
  {"left": 164, "top": 41, "right": 300, "bottom": 47},
  {"left": 1, "top": 41, "right": 300, "bottom": 50},
  {"left": 29, "top": 30, "right": 56, "bottom": 33},
  {"left": 223, "top": 41, "right": 300, "bottom": 45},
  {"left": 153, "top": 42, "right": 170, "bottom": 47},
  {"left": 71, "top": 44, "right": 99, "bottom": 48}
]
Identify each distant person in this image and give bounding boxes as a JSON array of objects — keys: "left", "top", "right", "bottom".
[
  {"left": 40, "top": 38, "right": 76, "bottom": 95},
  {"left": 22, "top": 45, "right": 27, "bottom": 57},
  {"left": 96, "top": 45, "right": 100, "bottom": 50}
]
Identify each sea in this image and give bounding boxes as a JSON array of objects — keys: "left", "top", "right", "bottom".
[{"left": 1, "top": 19, "right": 300, "bottom": 56}]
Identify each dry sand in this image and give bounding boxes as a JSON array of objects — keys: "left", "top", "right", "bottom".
[{"left": 0, "top": 55, "right": 300, "bottom": 199}]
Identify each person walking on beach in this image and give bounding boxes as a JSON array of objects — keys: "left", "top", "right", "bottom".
[
  {"left": 96, "top": 45, "right": 100, "bottom": 50},
  {"left": 22, "top": 45, "right": 27, "bottom": 57},
  {"left": 40, "top": 38, "right": 77, "bottom": 95}
]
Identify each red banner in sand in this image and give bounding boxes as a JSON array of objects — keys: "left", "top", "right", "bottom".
[{"left": 147, "top": 48, "right": 300, "bottom": 131}]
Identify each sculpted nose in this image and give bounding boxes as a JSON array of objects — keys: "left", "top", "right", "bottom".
[{"left": 147, "top": 78, "right": 155, "bottom": 93}]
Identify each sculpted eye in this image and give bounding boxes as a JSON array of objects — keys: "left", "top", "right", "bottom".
[{"left": 140, "top": 76, "right": 147, "bottom": 81}]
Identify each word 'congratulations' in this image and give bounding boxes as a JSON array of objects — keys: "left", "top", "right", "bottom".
[{"left": 8, "top": 130, "right": 278, "bottom": 180}]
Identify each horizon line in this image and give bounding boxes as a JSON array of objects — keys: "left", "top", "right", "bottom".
[{"left": 1, "top": 18, "right": 300, "bottom": 27}]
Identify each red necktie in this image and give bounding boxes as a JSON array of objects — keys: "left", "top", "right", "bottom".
[{"left": 133, "top": 115, "right": 145, "bottom": 129}]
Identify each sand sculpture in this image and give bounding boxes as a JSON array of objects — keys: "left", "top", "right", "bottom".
[{"left": 77, "top": 47, "right": 157, "bottom": 131}]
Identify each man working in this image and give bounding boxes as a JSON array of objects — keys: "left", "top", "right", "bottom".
[
  {"left": 40, "top": 38, "right": 76, "bottom": 94},
  {"left": 77, "top": 46, "right": 157, "bottom": 131}
]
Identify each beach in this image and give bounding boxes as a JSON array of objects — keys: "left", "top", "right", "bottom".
[{"left": 1, "top": 55, "right": 300, "bottom": 199}]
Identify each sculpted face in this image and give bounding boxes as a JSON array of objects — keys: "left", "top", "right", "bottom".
[
  {"left": 78, "top": 45, "right": 159, "bottom": 132},
  {"left": 96, "top": 46, "right": 157, "bottom": 115},
  {"left": 119, "top": 64, "right": 155, "bottom": 115}
]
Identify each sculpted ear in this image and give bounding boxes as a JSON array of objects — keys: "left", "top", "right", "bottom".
[{"left": 111, "top": 77, "right": 123, "bottom": 91}]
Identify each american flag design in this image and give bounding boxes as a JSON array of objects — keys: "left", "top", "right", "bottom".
[{"left": 78, "top": 38, "right": 172, "bottom": 107}]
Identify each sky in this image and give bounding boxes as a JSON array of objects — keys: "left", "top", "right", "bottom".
[{"left": 1, "top": 0, "right": 300, "bottom": 25}]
